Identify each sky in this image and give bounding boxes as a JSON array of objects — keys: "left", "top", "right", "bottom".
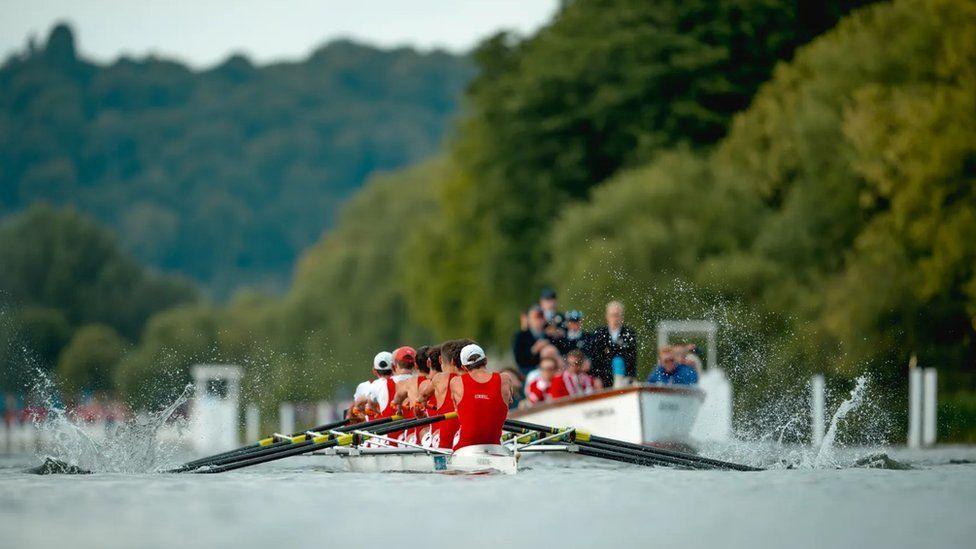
[{"left": 0, "top": 0, "right": 559, "bottom": 68}]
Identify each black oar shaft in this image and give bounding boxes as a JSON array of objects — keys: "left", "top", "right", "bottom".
[
  {"left": 196, "top": 413, "right": 455, "bottom": 474},
  {"left": 181, "top": 417, "right": 352, "bottom": 469},
  {"left": 576, "top": 440, "right": 710, "bottom": 470},
  {"left": 504, "top": 418, "right": 761, "bottom": 472},
  {"left": 172, "top": 416, "right": 399, "bottom": 473},
  {"left": 573, "top": 444, "right": 685, "bottom": 468}
]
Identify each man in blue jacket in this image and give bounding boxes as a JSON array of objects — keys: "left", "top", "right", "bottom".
[{"left": 646, "top": 346, "right": 699, "bottom": 385}]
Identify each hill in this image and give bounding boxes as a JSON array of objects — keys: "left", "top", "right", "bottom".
[{"left": 0, "top": 24, "right": 474, "bottom": 295}]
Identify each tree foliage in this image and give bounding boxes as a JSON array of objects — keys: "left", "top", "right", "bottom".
[
  {"left": 0, "top": 205, "right": 195, "bottom": 392},
  {"left": 56, "top": 324, "right": 127, "bottom": 396},
  {"left": 116, "top": 160, "right": 445, "bottom": 406},
  {"left": 548, "top": 0, "right": 976, "bottom": 387},
  {"left": 0, "top": 24, "right": 474, "bottom": 295},
  {"left": 0, "top": 204, "right": 197, "bottom": 340},
  {"left": 403, "top": 0, "right": 872, "bottom": 346}
]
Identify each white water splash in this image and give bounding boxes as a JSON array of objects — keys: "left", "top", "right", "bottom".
[
  {"left": 813, "top": 375, "right": 869, "bottom": 467},
  {"left": 32, "top": 375, "right": 192, "bottom": 473}
]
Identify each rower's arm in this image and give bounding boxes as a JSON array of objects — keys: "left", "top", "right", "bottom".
[
  {"left": 500, "top": 373, "right": 514, "bottom": 406},
  {"left": 449, "top": 375, "right": 463, "bottom": 405},
  {"left": 418, "top": 377, "right": 435, "bottom": 401},
  {"left": 391, "top": 384, "right": 409, "bottom": 407}
]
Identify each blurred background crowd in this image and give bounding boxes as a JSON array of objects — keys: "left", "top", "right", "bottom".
[{"left": 510, "top": 289, "right": 702, "bottom": 409}]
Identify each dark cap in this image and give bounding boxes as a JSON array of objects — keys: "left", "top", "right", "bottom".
[{"left": 540, "top": 287, "right": 557, "bottom": 299}]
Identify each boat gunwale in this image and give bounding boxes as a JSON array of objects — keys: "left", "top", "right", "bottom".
[{"left": 509, "top": 383, "right": 705, "bottom": 417}]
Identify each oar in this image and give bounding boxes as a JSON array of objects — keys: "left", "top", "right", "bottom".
[
  {"left": 504, "top": 418, "right": 762, "bottom": 471},
  {"left": 178, "top": 417, "right": 353, "bottom": 470},
  {"left": 502, "top": 425, "right": 702, "bottom": 469},
  {"left": 195, "top": 413, "right": 457, "bottom": 474},
  {"left": 170, "top": 415, "right": 400, "bottom": 473}
]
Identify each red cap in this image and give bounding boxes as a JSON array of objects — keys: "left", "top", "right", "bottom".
[{"left": 392, "top": 346, "right": 417, "bottom": 367}]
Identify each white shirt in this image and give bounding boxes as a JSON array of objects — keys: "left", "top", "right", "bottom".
[
  {"left": 354, "top": 380, "right": 372, "bottom": 401},
  {"left": 367, "top": 373, "right": 412, "bottom": 411}
]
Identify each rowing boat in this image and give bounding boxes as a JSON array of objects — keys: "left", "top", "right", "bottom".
[
  {"left": 315, "top": 444, "right": 520, "bottom": 474},
  {"left": 165, "top": 412, "right": 761, "bottom": 475},
  {"left": 312, "top": 441, "right": 585, "bottom": 475}
]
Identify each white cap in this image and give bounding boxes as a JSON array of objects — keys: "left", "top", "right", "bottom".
[
  {"left": 373, "top": 351, "right": 393, "bottom": 371},
  {"left": 459, "top": 344, "right": 487, "bottom": 367}
]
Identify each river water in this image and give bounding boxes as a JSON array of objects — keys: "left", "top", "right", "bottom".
[{"left": 2, "top": 446, "right": 975, "bottom": 549}]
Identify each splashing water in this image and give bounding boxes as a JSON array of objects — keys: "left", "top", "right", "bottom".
[
  {"left": 814, "top": 375, "right": 869, "bottom": 467},
  {"left": 32, "top": 374, "right": 192, "bottom": 473}
]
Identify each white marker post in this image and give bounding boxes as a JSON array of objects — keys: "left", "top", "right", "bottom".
[
  {"left": 908, "top": 360, "right": 922, "bottom": 449},
  {"left": 810, "top": 374, "right": 825, "bottom": 446},
  {"left": 190, "top": 364, "right": 243, "bottom": 454},
  {"left": 245, "top": 404, "right": 260, "bottom": 443},
  {"left": 922, "top": 368, "right": 937, "bottom": 447},
  {"left": 279, "top": 402, "right": 295, "bottom": 435},
  {"left": 316, "top": 401, "right": 334, "bottom": 426}
]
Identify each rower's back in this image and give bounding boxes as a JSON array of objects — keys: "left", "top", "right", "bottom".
[{"left": 451, "top": 344, "right": 509, "bottom": 451}]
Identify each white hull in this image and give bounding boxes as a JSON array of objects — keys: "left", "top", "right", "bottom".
[
  {"left": 317, "top": 444, "right": 519, "bottom": 475},
  {"left": 511, "top": 384, "right": 704, "bottom": 445}
]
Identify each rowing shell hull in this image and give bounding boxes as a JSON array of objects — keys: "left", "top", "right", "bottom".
[
  {"left": 320, "top": 445, "right": 518, "bottom": 475},
  {"left": 510, "top": 384, "right": 703, "bottom": 445}
]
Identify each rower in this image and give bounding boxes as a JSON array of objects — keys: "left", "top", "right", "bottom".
[
  {"left": 450, "top": 343, "right": 513, "bottom": 451},
  {"left": 391, "top": 346, "right": 431, "bottom": 445},
  {"left": 421, "top": 344, "right": 441, "bottom": 416},
  {"left": 354, "top": 349, "right": 413, "bottom": 446},
  {"left": 351, "top": 350, "right": 393, "bottom": 419},
  {"left": 387, "top": 346, "right": 418, "bottom": 444},
  {"left": 418, "top": 339, "right": 470, "bottom": 448}
]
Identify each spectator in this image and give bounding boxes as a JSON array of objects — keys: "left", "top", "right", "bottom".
[
  {"left": 647, "top": 346, "right": 699, "bottom": 385},
  {"left": 562, "top": 349, "right": 597, "bottom": 395},
  {"left": 588, "top": 301, "right": 639, "bottom": 388},
  {"left": 526, "top": 342, "right": 563, "bottom": 386},
  {"left": 512, "top": 306, "right": 549, "bottom": 376},
  {"left": 538, "top": 287, "right": 562, "bottom": 326},
  {"left": 554, "top": 309, "right": 589, "bottom": 355},
  {"left": 524, "top": 356, "right": 570, "bottom": 405}
]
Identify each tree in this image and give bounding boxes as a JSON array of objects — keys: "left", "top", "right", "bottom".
[
  {"left": 0, "top": 204, "right": 197, "bottom": 340},
  {"left": 56, "top": 324, "right": 127, "bottom": 397},
  {"left": 710, "top": 0, "right": 976, "bottom": 377},
  {"left": 403, "top": 0, "right": 874, "bottom": 346},
  {"left": 0, "top": 25, "right": 474, "bottom": 295},
  {"left": 0, "top": 306, "right": 71, "bottom": 391}
]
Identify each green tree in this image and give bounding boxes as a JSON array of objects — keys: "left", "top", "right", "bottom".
[
  {"left": 0, "top": 25, "right": 474, "bottom": 295},
  {"left": 710, "top": 0, "right": 976, "bottom": 377},
  {"left": 404, "top": 0, "right": 872, "bottom": 346},
  {"left": 0, "top": 204, "right": 197, "bottom": 340},
  {"left": 56, "top": 324, "right": 127, "bottom": 396},
  {"left": 115, "top": 304, "right": 222, "bottom": 407},
  {"left": 547, "top": 0, "right": 976, "bottom": 401},
  {"left": 0, "top": 306, "right": 71, "bottom": 390},
  {"left": 277, "top": 159, "right": 445, "bottom": 399}
]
